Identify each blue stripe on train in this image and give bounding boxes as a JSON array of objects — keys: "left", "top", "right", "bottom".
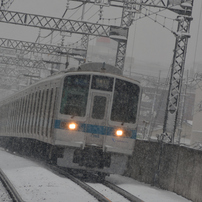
[{"left": 54, "top": 119, "right": 137, "bottom": 139}]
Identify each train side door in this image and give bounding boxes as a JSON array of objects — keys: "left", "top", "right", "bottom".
[{"left": 85, "top": 91, "right": 111, "bottom": 146}]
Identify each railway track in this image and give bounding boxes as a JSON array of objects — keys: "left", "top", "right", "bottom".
[
  {"left": 51, "top": 166, "right": 111, "bottom": 202},
  {"left": 0, "top": 168, "right": 24, "bottom": 202},
  {"left": 103, "top": 180, "right": 144, "bottom": 202},
  {"left": 51, "top": 165, "right": 144, "bottom": 202},
  {"left": 1, "top": 149, "right": 143, "bottom": 202}
]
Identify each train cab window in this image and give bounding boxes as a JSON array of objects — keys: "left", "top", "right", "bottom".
[
  {"left": 91, "top": 75, "right": 113, "bottom": 91},
  {"left": 60, "top": 75, "right": 90, "bottom": 117},
  {"left": 92, "top": 96, "right": 106, "bottom": 119},
  {"left": 111, "top": 79, "right": 140, "bottom": 124}
]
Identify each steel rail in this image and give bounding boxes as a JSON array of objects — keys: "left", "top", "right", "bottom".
[
  {"left": 0, "top": 168, "right": 25, "bottom": 202},
  {"left": 50, "top": 166, "right": 111, "bottom": 202},
  {"left": 51, "top": 165, "right": 144, "bottom": 202},
  {"left": 103, "top": 180, "right": 144, "bottom": 202}
]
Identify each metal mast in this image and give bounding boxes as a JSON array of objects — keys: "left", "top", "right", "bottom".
[
  {"left": 116, "top": 0, "right": 142, "bottom": 70},
  {"left": 0, "top": 38, "right": 87, "bottom": 57},
  {"left": 0, "top": 9, "right": 128, "bottom": 86},
  {"left": 0, "top": 10, "right": 128, "bottom": 37},
  {"left": 0, "top": 0, "right": 14, "bottom": 10},
  {"left": 163, "top": 2, "right": 193, "bottom": 143}
]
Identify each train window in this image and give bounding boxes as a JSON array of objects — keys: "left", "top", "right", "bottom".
[
  {"left": 35, "top": 91, "right": 41, "bottom": 134},
  {"left": 18, "top": 98, "right": 24, "bottom": 134},
  {"left": 17, "top": 99, "right": 21, "bottom": 133},
  {"left": 22, "top": 97, "right": 26, "bottom": 134},
  {"left": 111, "top": 79, "right": 140, "bottom": 124},
  {"left": 28, "top": 93, "right": 34, "bottom": 134},
  {"left": 50, "top": 87, "right": 58, "bottom": 137},
  {"left": 38, "top": 90, "right": 45, "bottom": 135},
  {"left": 32, "top": 91, "right": 38, "bottom": 134},
  {"left": 42, "top": 89, "right": 49, "bottom": 136},
  {"left": 91, "top": 75, "right": 113, "bottom": 91},
  {"left": 60, "top": 75, "right": 90, "bottom": 117},
  {"left": 92, "top": 96, "right": 106, "bottom": 119},
  {"left": 25, "top": 94, "right": 31, "bottom": 134},
  {"left": 13, "top": 101, "right": 17, "bottom": 131},
  {"left": 46, "top": 88, "right": 53, "bottom": 137},
  {"left": 14, "top": 101, "right": 18, "bottom": 132}
]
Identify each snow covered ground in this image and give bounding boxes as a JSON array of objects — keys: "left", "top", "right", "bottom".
[
  {"left": 0, "top": 180, "right": 12, "bottom": 201},
  {"left": 106, "top": 175, "right": 192, "bottom": 202},
  {"left": 0, "top": 147, "right": 192, "bottom": 202}
]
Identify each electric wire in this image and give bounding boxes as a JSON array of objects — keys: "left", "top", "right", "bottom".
[
  {"left": 10, "top": 2, "right": 193, "bottom": 76},
  {"left": 50, "top": 5, "right": 101, "bottom": 49},
  {"left": 35, "top": 2, "right": 181, "bottom": 54},
  {"left": 38, "top": 4, "right": 84, "bottom": 42},
  {"left": 67, "top": 3, "right": 180, "bottom": 48},
  {"left": 29, "top": 2, "right": 84, "bottom": 64},
  {"left": 100, "top": 6, "right": 175, "bottom": 29},
  {"left": 35, "top": 4, "right": 101, "bottom": 63},
  {"left": 40, "top": 4, "right": 98, "bottom": 46}
]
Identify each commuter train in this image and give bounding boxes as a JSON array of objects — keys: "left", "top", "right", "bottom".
[{"left": 0, "top": 62, "right": 141, "bottom": 177}]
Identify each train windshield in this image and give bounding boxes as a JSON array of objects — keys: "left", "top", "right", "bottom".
[
  {"left": 111, "top": 79, "right": 140, "bottom": 124},
  {"left": 91, "top": 75, "right": 114, "bottom": 91},
  {"left": 60, "top": 75, "right": 90, "bottom": 117}
]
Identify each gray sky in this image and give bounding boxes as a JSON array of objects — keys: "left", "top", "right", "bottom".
[{"left": 0, "top": 0, "right": 202, "bottom": 77}]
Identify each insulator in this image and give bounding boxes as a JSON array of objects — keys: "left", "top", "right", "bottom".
[
  {"left": 61, "top": 36, "right": 65, "bottom": 47},
  {"left": 154, "top": 14, "right": 157, "bottom": 22},
  {"left": 99, "top": 6, "right": 103, "bottom": 20},
  {"left": 147, "top": 7, "right": 151, "bottom": 16},
  {"left": 131, "top": 12, "right": 135, "bottom": 20},
  {"left": 66, "top": 0, "right": 70, "bottom": 10},
  {"left": 163, "top": 17, "right": 166, "bottom": 27}
]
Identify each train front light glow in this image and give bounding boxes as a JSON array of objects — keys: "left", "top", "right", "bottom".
[
  {"left": 116, "top": 130, "right": 123, "bottom": 137},
  {"left": 68, "top": 123, "right": 77, "bottom": 130}
]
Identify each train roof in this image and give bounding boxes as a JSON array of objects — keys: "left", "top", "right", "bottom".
[
  {"left": 28, "top": 62, "right": 122, "bottom": 85},
  {"left": 77, "top": 62, "right": 122, "bottom": 76},
  {"left": 0, "top": 62, "right": 140, "bottom": 102},
  {"left": 34, "top": 62, "right": 137, "bottom": 85}
]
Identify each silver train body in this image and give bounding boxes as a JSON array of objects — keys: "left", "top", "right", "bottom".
[{"left": 0, "top": 62, "right": 141, "bottom": 175}]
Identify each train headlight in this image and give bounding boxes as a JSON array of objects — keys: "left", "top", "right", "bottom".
[
  {"left": 116, "top": 129, "right": 123, "bottom": 137},
  {"left": 68, "top": 123, "right": 77, "bottom": 130}
]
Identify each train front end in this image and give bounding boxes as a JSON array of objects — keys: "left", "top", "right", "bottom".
[{"left": 54, "top": 64, "right": 141, "bottom": 175}]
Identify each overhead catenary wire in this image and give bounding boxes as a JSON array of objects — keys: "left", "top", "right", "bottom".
[
  {"left": 39, "top": 4, "right": 99, "bottom": 46},
  {"left": 38, "top": 3, "right": 84, "bottom": 42},
  {"left": 35, "top": 2, "right": 181, "bottom": 52},
  {"left": 17, "top": 2, "right": 192, "bottom": 70},
  {"left": 68, "top": 3, "right": 180, "bottom": 48},
  {"left": 34, "top": 4, "right": 101, "bottom": 64}
]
